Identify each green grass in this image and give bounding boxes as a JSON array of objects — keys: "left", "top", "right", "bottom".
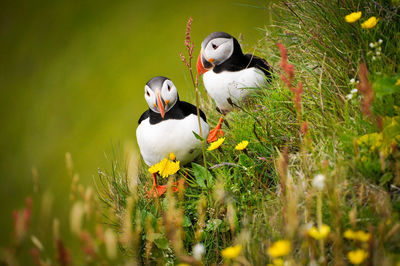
[{"left": 2, "top": 0, "right": 400, "bottom": 265}]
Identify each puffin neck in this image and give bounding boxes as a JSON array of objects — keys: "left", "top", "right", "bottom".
[
  {"left": 148, "top": 97, "right": 185, "bottom": 125},
  {"left": 212, "top": 38, "right": 249, "bottom": 73}
]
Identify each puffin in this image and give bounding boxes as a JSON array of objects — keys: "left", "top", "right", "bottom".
[
  {"left": 136, "top": 76, "right": 210, "bottom": 196},
  {"left": 196, "top": 31, "right": 272, "bottom": 142}
]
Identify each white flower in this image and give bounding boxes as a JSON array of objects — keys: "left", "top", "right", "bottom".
[
  {"left": 351, "top": 89, "right": 358, "bottom": 94},
  {"left": 372, "top": 56, "right": 376, "bottom": 61},
  {"left": 350, "top": 78, "right": 355, "bottom": 84},
  {"left": 376, "top": 51, "right": 381, "bottom": 56},
  {"left": 312, "top": 174, "right": 326, "bottom": 191},
  {"left": 369, "top": 42, "right": 375, "bottom": 48},
  {"left": 193, "top": 243, "right": 205, "bottom": 260},
  {"left": 346, "top": 94, "right": 353, "bottom": 100},
  {"left": 378, "top": 39, "right": 383, "bottom": 44}
]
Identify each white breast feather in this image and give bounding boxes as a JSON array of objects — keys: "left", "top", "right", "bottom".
[
  {"left": 136, "top": 115, "right": 209, "bottom": 166},
  {"left": 203, "top": 67, "right": 265, "bottom": 112}
]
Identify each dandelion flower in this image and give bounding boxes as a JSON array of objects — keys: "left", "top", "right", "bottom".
[
  {"left": 348, "top": 249, "right": 369, "bottom": 265},
  {"left": 158, "top": 160, "right": 180, "bottom": 178},
  {"left": 308, "top": 224, "right": 330, "bottom": 240},
  {"left": 168, "top": 153, "right": 176, "bottom": 160},
  {"left": 148, "top": 154, "right": 180, "bottom": 178},
  {"left": 344, "top": 229, "right": 370, "bottom": 242},
  {"left": 267, "top": 240, "right": 291, "bottom": 258},
  {"left": 207, "top": 137, "right": 225, "bottom": 151},
  {"left": 345, "top": 11, "right": 362, "bottom": 23},
  {"left": 235, "top": 140, "right": 249, "bottom": 151},
  {"left": 395, "top": 79, "right": 400, "bottom": 86},
  {"left": 312, "top": 174, "right": 326, "bottom": 190},
  {"left": 221, "top": 244, "right": 242, "bottom": 259},
  {"left": 361, "top": 17, "right": 379, "bottom": 29}
]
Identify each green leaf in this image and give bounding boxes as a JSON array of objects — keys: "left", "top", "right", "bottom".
[
  {"left": 373, "top": 76, "right": 400, "bottom": 98},
  {"left": 183, "top": 216, "right": 192, "bottom": 227},
  {"left": 154, "top": 236, "right": 169, "bottom": 250},
  {"left": 192, "top": 162, "right": 213, "bottom": 189},
  {"left": 380, "top": 172, "right": 393, "bottom": 186},
  {"left": 192, "top": 131, "right": 204, "bottom": 141}
]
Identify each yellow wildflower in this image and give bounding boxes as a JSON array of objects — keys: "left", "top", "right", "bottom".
[
  {"left": 207, "top": 137, "right": 225, "bottom": 151},
  {"left": 348, "top": 249, "right": 369, "bottom": 265},
  {"left": 395, "top": 79, "right": 400, "bottom": 86},
  {"left": 168, "top": 153, "right": 176, "bottom": 160},
  {"left": 361, "top": 17, "right": 379, "bottom": 29},
  {"left": 177, "top": 264, "right": 190, "bottom": 266},
  {"left": 308, "top": 224, "right": 331, "bottom": 240},
  {"left": 267, "top": 240, "right": 291, "bottom": 258},
  {"left": 345, "top": 11, "right": 362, "bottom": 23},
  {"left": 235, "top": 140, "right": 249, "bottom": 151},
  {"left": 148, "top": 154, "right": 180, "bottom": 178},
  {"left": 344, "top": 229, "right": 370, "bottom": 242},
  {"left": 221, "top": 244, "right": 242, "bottom": 259}
]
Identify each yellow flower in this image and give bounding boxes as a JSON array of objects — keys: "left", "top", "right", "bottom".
[
  {"left": 267, "top": 240, "right": 291, "bottom": 258},
  {"left": 348, "top": 249, "right": 369, "bottom": 265},
  {"left": 177, "top": 264, "right": 190, "bottom": 266},
  {"left": 168, "top": 153, "right": 176, "bottom": 160},
  {"left": 308, "top": 224, "right": 331, "bottom": 240},
  {"left": 221, "top": 244, "right": 242, "bottom": 259},
  {"left": 148, "top": 154, "right": 180, "bottom": 178},
  {"left": 344, "top": 229, "right": 370, "bottom": 242},
  {"left": 395, "top": 79, "right": 400, "bottom": 86},
  {"left": 345, "top": 11, "right": 362, "bottom": 23},
  {"left": 235, "top": 140, "right": 249, "bottom": 151},
  {"left": 207, "top": 137, "right": 225, "bottom": 151},
  {"left": 361, "top": 17, "right": 379, "bottom": 29}
]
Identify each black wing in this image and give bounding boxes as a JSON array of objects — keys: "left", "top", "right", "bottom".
[
  {"left": 138, "top": 110, "right": 150, "bottom": 124},
  {"left": 245, "top": 54, "right": 273, "bottom": 82},
  {"left": 179, "top": 101, "right": 207, "bottom": 122}
]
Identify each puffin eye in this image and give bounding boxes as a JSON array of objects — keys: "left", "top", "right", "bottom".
[
  {"left": 212, "top": 43, "right": 218, "bottom": 50},
  {"left": 167, "top": 85, "right": 171, "bottom": 92},
  {"left": 146, "top": 91, "right": 150, "bottom": 97}
]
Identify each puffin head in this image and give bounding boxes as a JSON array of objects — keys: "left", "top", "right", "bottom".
[
  {"left": 197, "top": 31, "right": 242, "bottom": 75},
  {"left": 144, "top": 76, "right": 178, "bottom": 118}
]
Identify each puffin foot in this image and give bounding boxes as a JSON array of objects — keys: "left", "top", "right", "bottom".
[
  {"left": 207, "top": 116, "right": 225, "bottom": 143},
  {"left": 149, "top": 178, "right": 186, "bottom": 197}
]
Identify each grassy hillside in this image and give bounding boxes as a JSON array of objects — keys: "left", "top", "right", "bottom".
[{"left": 2, "top": 0, "right": 400, "bottom": 265}]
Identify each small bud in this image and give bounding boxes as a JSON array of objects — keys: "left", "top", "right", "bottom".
[
  {"left": 378, "top": 39, "right": 383, "bottom": 44},
  {"left": 369, "top": 42, "right": 374, "bottom": 48},
  {"left": 350, "top": 78, "right": 355, "bottom": 84}
]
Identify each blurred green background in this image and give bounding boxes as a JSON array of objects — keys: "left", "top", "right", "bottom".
[{"left": 0, "top": 0, "right": 269, "bottom": 243}]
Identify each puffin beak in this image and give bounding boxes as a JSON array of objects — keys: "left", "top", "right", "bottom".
[
  {"left": 197, "top": 50, "right": 213, "bottom": 75},
  {"left": 156, "top": 92, "right": 165, "bottom": 118}
]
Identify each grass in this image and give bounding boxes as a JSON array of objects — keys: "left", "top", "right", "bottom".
[{"left": 2, "top": 0, "right": 400, "bottom": 265}]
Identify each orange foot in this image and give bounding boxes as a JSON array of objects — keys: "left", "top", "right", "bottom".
[
  {"left": 148, "top": 174, "right": 186, "bottom": 197},
  {"left": 207, "top": 116, "right": 225, "bottom": 143}
]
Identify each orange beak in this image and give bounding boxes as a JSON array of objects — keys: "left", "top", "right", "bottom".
[
  {"left": 197, "top": 51, "right": 213, "bottom": 75},
  {"left": 156, "top": 92, "right": 165, "bottom": 118}
]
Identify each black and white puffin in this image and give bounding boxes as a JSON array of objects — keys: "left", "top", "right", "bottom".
[
  {"left": 196, "top": 31, "right": 272, "bottom": 142},
  {"left": 136, "top": 76, "right": 209, "bottom": 196}
]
